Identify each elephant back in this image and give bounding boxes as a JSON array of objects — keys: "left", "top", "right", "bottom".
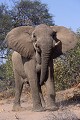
[
  {"left": 51, "top": 26, "right": 77, "bottom": 53},
  {"left": 6, "top": 26, "right": 35, "bottom": 58}
]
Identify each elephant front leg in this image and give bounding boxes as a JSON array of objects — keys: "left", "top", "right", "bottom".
[
  {"left": 38, "top": 85, "right": 46, "bottom": 108},
  {"left": 13, "top": 70, "right": 24, "bottom": 111},
  {"left": 24, "top": 59, "right": 44, "bottom": 112},
  {"left": 45, "top": 59, "right": 58, "bottom": 111},
  {"left": 37, "top": 73, "right": 46, "bottom": 108}
]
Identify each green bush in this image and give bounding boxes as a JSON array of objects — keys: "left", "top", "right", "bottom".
[{"left": 54, "top": 38, "right": 80, "bottom": 91}]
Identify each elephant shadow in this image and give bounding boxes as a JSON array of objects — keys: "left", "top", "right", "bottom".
[{"left": 56, "top": 96, "right": 80, "bottom": 108}]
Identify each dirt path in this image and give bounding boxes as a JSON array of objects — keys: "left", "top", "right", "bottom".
[
  {"left": 0, "top": 86, "right": 80, "bottom": 120},
  {"left": 0, "top": 96, "right": 80, "bottom": 120}
]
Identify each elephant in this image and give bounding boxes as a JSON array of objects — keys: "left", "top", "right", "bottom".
[{"left": 5, "top": 24, "right": 77, "bottom": 112}]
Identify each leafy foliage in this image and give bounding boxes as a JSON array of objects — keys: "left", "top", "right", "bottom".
[
  {"left": 0, "top": 4, "right": 12, "bottom": 63},
  {"left": 0, "top": 54, "right": 14, "bottom": 91},
  {"left": 54, "top": 37, "right": 80, "bottom": 91},
  {"left": 10, "top": 0, "right": 54, "bottom": 27},
  {"left": 4, "top": 54, "right": 13, "bottom": 80},
  {"left": 0, "top": 4, "right": 12, "bottom": 46}
]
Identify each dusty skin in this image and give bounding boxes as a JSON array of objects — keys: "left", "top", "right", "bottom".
[
  {"left": 5, "top": 24, "right": 78, "bottom": 112},
  {"left": 0, "top": 85, "right": 80, "bottom": 120}
]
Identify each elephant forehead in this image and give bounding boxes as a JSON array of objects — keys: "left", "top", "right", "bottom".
[
  {"left": 8, "top": 26, "right": 34, "bottom": 36},
  {"left": 34, "top": 24, "right": 53, "bottom": 35}
]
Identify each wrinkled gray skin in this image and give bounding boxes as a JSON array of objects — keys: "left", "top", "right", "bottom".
[{"left": 5, "top": 24, "right": 77, "bottom": 112}]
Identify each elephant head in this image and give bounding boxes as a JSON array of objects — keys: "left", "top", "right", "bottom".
[{"left": 5, "top": 24, "right": 77, "bottom": 85}]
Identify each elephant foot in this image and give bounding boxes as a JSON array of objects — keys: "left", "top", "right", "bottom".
[
  {"left": 47, "top": 105, "right": 58, "bottom": 111},
  {"left": 42, "top": 102, "right": 46, "bottom": 108},
  {"left": 32, "top": 106, "right": 45, "bottom": 112},
  {"left": 12, "top": 105, "right": 26, "bottom": 112}
]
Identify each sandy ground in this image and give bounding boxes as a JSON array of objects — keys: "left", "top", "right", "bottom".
[{"left": 0, "top": 87, "right": 80, "bottom": 120}]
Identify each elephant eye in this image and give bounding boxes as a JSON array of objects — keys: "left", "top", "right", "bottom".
[
  {"left": 33, "top": 35, "right": 36, "bottom": 37},
  {"left": 32, "top": 33, "right": 37, "bottom": 42},
  {"left": 33, "top": 33, "right": 36, "bottom": 38}
]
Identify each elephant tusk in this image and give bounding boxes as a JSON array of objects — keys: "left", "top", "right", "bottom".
[
  {"left": 33, "top": 42, "right": 41, "bottom": 53},
  {"left": 33, "top": 42, "right": 37, "bottom": 50},
  {"left": 55, "top": 41, "right": 60, "bottom": 46}
]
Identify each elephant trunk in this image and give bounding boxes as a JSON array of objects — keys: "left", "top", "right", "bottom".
[{"left": 40, "top": 45, "right": 52, "bottom": 85}]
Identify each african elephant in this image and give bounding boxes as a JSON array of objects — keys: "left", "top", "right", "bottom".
[{"left": 5, "top": 24, "right": 77, "bottom": 112}]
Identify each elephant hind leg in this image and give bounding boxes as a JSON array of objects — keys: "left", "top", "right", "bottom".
[{"left": 12, "top": 69, "right": 24, "bottom": 111}]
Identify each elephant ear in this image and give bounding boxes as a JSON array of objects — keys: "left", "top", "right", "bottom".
[
  {"left": 51, "top": 26, "right": 78, "bottom": 53},
  {"left": 6, "top": 26, "right": 35, "bottom": 58}
]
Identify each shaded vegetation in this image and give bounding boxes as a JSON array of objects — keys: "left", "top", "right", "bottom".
[{"left": 54, "top": 37, "right": 80, "bottom": 91}]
